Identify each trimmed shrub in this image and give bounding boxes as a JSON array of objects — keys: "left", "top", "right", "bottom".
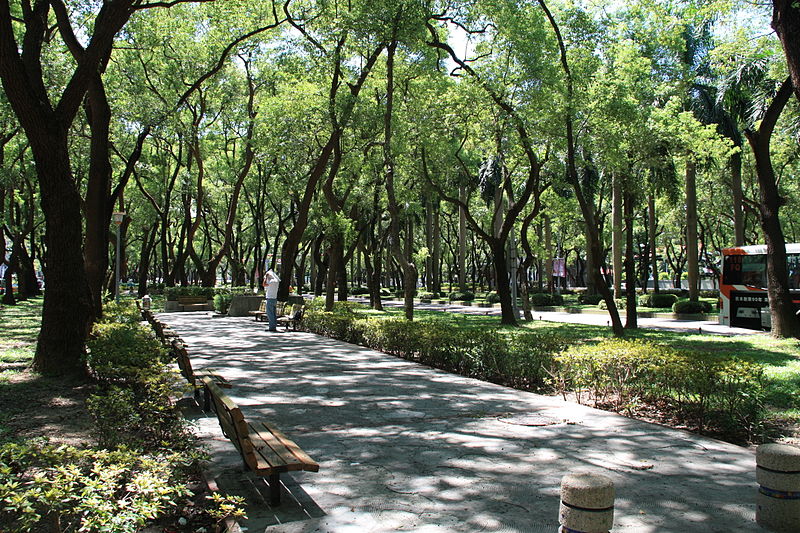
[
  {"left": 485, "top": 291, "right": 501, "bottom": 304},
  {"left": 700, "top": 290, "right": 719, "bottom": 299},
  {"left": 552, "top": 339, "right": 765, "bottom": 437},
  {"left": 86, "top": 322, "right": 167, "bottom": 382},
  {"left": 449, "top": 291, "right": 475, "bottom": 301},
  {"left": 578, "top": 293, "right": 603, "bottom": 305},
  {"left": 351, "top": 286, "right": 370, "bottom": 295},
  {"left": 673, "top": 300, "right": 707, "bottom": 314},
  {"left": 639, "top": 293, "right": 679, "bottom": 308},
  {"left": 214, "top": 292, "right": 233, "bottom": 314},
  {"left": 529, "top": 292, "right": 564, "bottom": 306}
]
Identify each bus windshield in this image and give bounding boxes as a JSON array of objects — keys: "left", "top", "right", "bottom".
[{"left": 723, "top": 253, "right": 800, "bottom": 290}]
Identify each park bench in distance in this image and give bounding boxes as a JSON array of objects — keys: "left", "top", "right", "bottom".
[
  {"left": 201, "top": 376, "right": 319, "bottom": 506},
  {"left": 277, "top": 303, "right": 305, "bottom": 331},
  {"left": 171, "top": 339, "right": 231, "bottom": 409},
  {"left": 249, "top": 300, "right": 267, "bottom": 321},
  {"left": 177, "top": 295, "right": 213, "bottom": 312}
]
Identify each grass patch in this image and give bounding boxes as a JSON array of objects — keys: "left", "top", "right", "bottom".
[{"left": 0, "top": 297, "right": 42, "bottom": 366}]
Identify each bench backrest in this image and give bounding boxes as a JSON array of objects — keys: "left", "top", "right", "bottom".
[
  {"left": 171, "top": 340, "right": 195, "bottom": 384},
  {"left": 276, "top": 301, "right": 286, "bottom": 317},
  {"left": 259, "top": 300, "right": 266, "bottom": 312},
  {"left": 201, "top": 376, "right": 259, "bottom": 468},
  {"left": 178, "top": 296, "right": 209, "bottom": 304}
]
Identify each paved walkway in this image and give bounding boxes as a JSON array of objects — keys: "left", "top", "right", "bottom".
[{"left": 161, "top": 312, "right": 761, "bottom": 532}]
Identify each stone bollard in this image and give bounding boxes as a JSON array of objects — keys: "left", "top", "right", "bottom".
[
  {"left": 756, "top": 443, "right": 800, "bottom": 533},
  {"left": 559, "top": 472, "right": 615, "bottom": 533}
]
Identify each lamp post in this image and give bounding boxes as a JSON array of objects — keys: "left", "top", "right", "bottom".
[{"left": 112, "top": 211, "right": 125, "bottom": 303}]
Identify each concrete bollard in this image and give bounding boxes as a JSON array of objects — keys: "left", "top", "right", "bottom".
[
  {"left": 559, "top": 472, "right": 615, "bottom": 533},
  {"left": 756, "top": 443, "right": 800, "bottom": 533}
]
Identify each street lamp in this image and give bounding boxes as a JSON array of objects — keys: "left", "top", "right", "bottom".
[{"left": 112, "top": 211, "right": 125, "bottom": 303}]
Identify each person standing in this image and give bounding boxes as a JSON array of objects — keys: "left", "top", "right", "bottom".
[{"left": 264, "top": 268, "right": 281, "bottom": 332}]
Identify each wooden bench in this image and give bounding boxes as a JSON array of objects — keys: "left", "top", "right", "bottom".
[
  {"left": 250, "top": 301, "right": 286, "bottom": 324},
  {"left": 249, "top": 300, "right": 267, "bottom": 321},
  {"left": 171, "top": 340, "right": 231, "bottom": 409},
  {"left": 276, "top": 304, "right": 305, "bottom": 331},
  {"left": 151, "top": 319, "right": 182, "bottom": 344},
  {"left": 177, "top": 296, "right": 213, "bottom": 312},
  {"left": 201, "top": 376, "right": 319, "bottom": 505}
]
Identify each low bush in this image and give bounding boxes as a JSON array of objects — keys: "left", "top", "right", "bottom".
[
  {"left": 673, "top": 300, "right": 708, "bottom": 314},
  {"left": 529, "top": 292, "right": 564, "bottom": 306},
  {"left": 552, "top": 339, "right": 765, "bottom": 438},
  {"left": 418, "top": 291, "right": 436, "bottom": 300},
  {"left": 638, "top": 293, "right": 679, "bottom": 308},
  {"left": 578, "top": 293, "right": 603, "bottom": 305},
  {"left": 99, "top": 300, "right": 145, "bottom": 325},
  {"left": 214, "top": 292, "right": 233, "bottom": 313},
  {"left": 700, "top": 290, "right": 719, "bottom": 299},
  {"left": 351, "top": 286, "right": 370, "bottom": 295},
  {"left": 485, "top": 291, "right": 501, "bottom": 304},
  {"left": 598, "top": 298, "right": 625, "bottom": 310},
  {"left": 0, "top": 441, "right": 195, "bottom": 533},
  {"left": 86, "top": 322, "right": 167, "bottom": 383}
]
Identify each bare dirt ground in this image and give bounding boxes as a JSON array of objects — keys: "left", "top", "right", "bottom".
[{"left": 0, "top": 366, "right": 96, "bottom": 447}]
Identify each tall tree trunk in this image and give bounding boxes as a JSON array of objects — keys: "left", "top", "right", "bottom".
[
  {"left": 383, "top": 39, "right": 417, "bottom": 320},
  {"left": 612, "top": 172, "right": 623, "bottom": 298},
  {"left": 648, "top": 193, "right": 659, "bottom": 294},
  {"left": 744, "top": 77, "right": 800, "bottom": 338},
  {"left": 458, "top": 186, "right": 467, "bottom": 292},
  {"left": 685, "top": 160, "right": 700, "bottom": 302},
  {"left": 731, "top": 150, "right": 745, "bottom": 246},
  {"left": 432, "top": 203, "right": 441, "bottom": 294},
  {"left": 624, "top": 190, "right": 638, "bottom": 329}
]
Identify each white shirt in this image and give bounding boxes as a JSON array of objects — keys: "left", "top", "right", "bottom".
[{"left": 265, "top": 270, "right": 280, "bottom": 299}]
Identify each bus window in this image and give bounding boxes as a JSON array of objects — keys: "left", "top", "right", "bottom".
[
  {"left": 789, "top": 254, "right": 800, "bottom": 290},
  {"left": 741, "top": 255, "right": 766, "bottom": 288},
  {"left": 724, "top": 254, "right": 766, "bottom": 288}
]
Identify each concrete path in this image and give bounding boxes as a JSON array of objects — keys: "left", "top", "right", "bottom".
[{"left": 162, "top": 312, "right": 761, "bottom": 532}]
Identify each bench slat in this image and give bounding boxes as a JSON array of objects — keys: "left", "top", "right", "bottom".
[{"left": 250, "top": 421, "right": 319, "bottom": 472}]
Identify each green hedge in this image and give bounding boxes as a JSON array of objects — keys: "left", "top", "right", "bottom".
[
  {"left": 449, "top": 291, "right": 475, "bottom": 301},
  {"left": 164, "top": 286, "right": 216, "bottom": 301},
  {"left": 553, "top": 339, "right": 765, "bottom": 438},
  {"left": 578, "top": 293, "right": 603, "bottom": 305},
  {"left": 302, "top": 309, "right": 568, "bottom": 389},
  {"left": 638, "top": 293, "right": 679, "bottom": 308},
  {"left": 529, "top": 292, "right": 564, "bottom": 306},
  {"left": 672, "top": 300, "right": 709, "bottom": 314}
]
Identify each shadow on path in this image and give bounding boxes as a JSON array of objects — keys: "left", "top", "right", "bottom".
[{"left": 163, "top": 312, "right": 759, "bottom": 533}]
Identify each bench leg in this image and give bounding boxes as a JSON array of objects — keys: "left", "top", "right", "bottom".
[{"left": 269, "top": 473, "right": 281, "bottom": 506}]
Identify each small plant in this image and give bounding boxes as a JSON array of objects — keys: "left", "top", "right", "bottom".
[
  {"left": 214, "top": 293, "right": 233, "bottom": 314},
  {"left": 485, "top": 291, "right": 501, "bottom": 304}
]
